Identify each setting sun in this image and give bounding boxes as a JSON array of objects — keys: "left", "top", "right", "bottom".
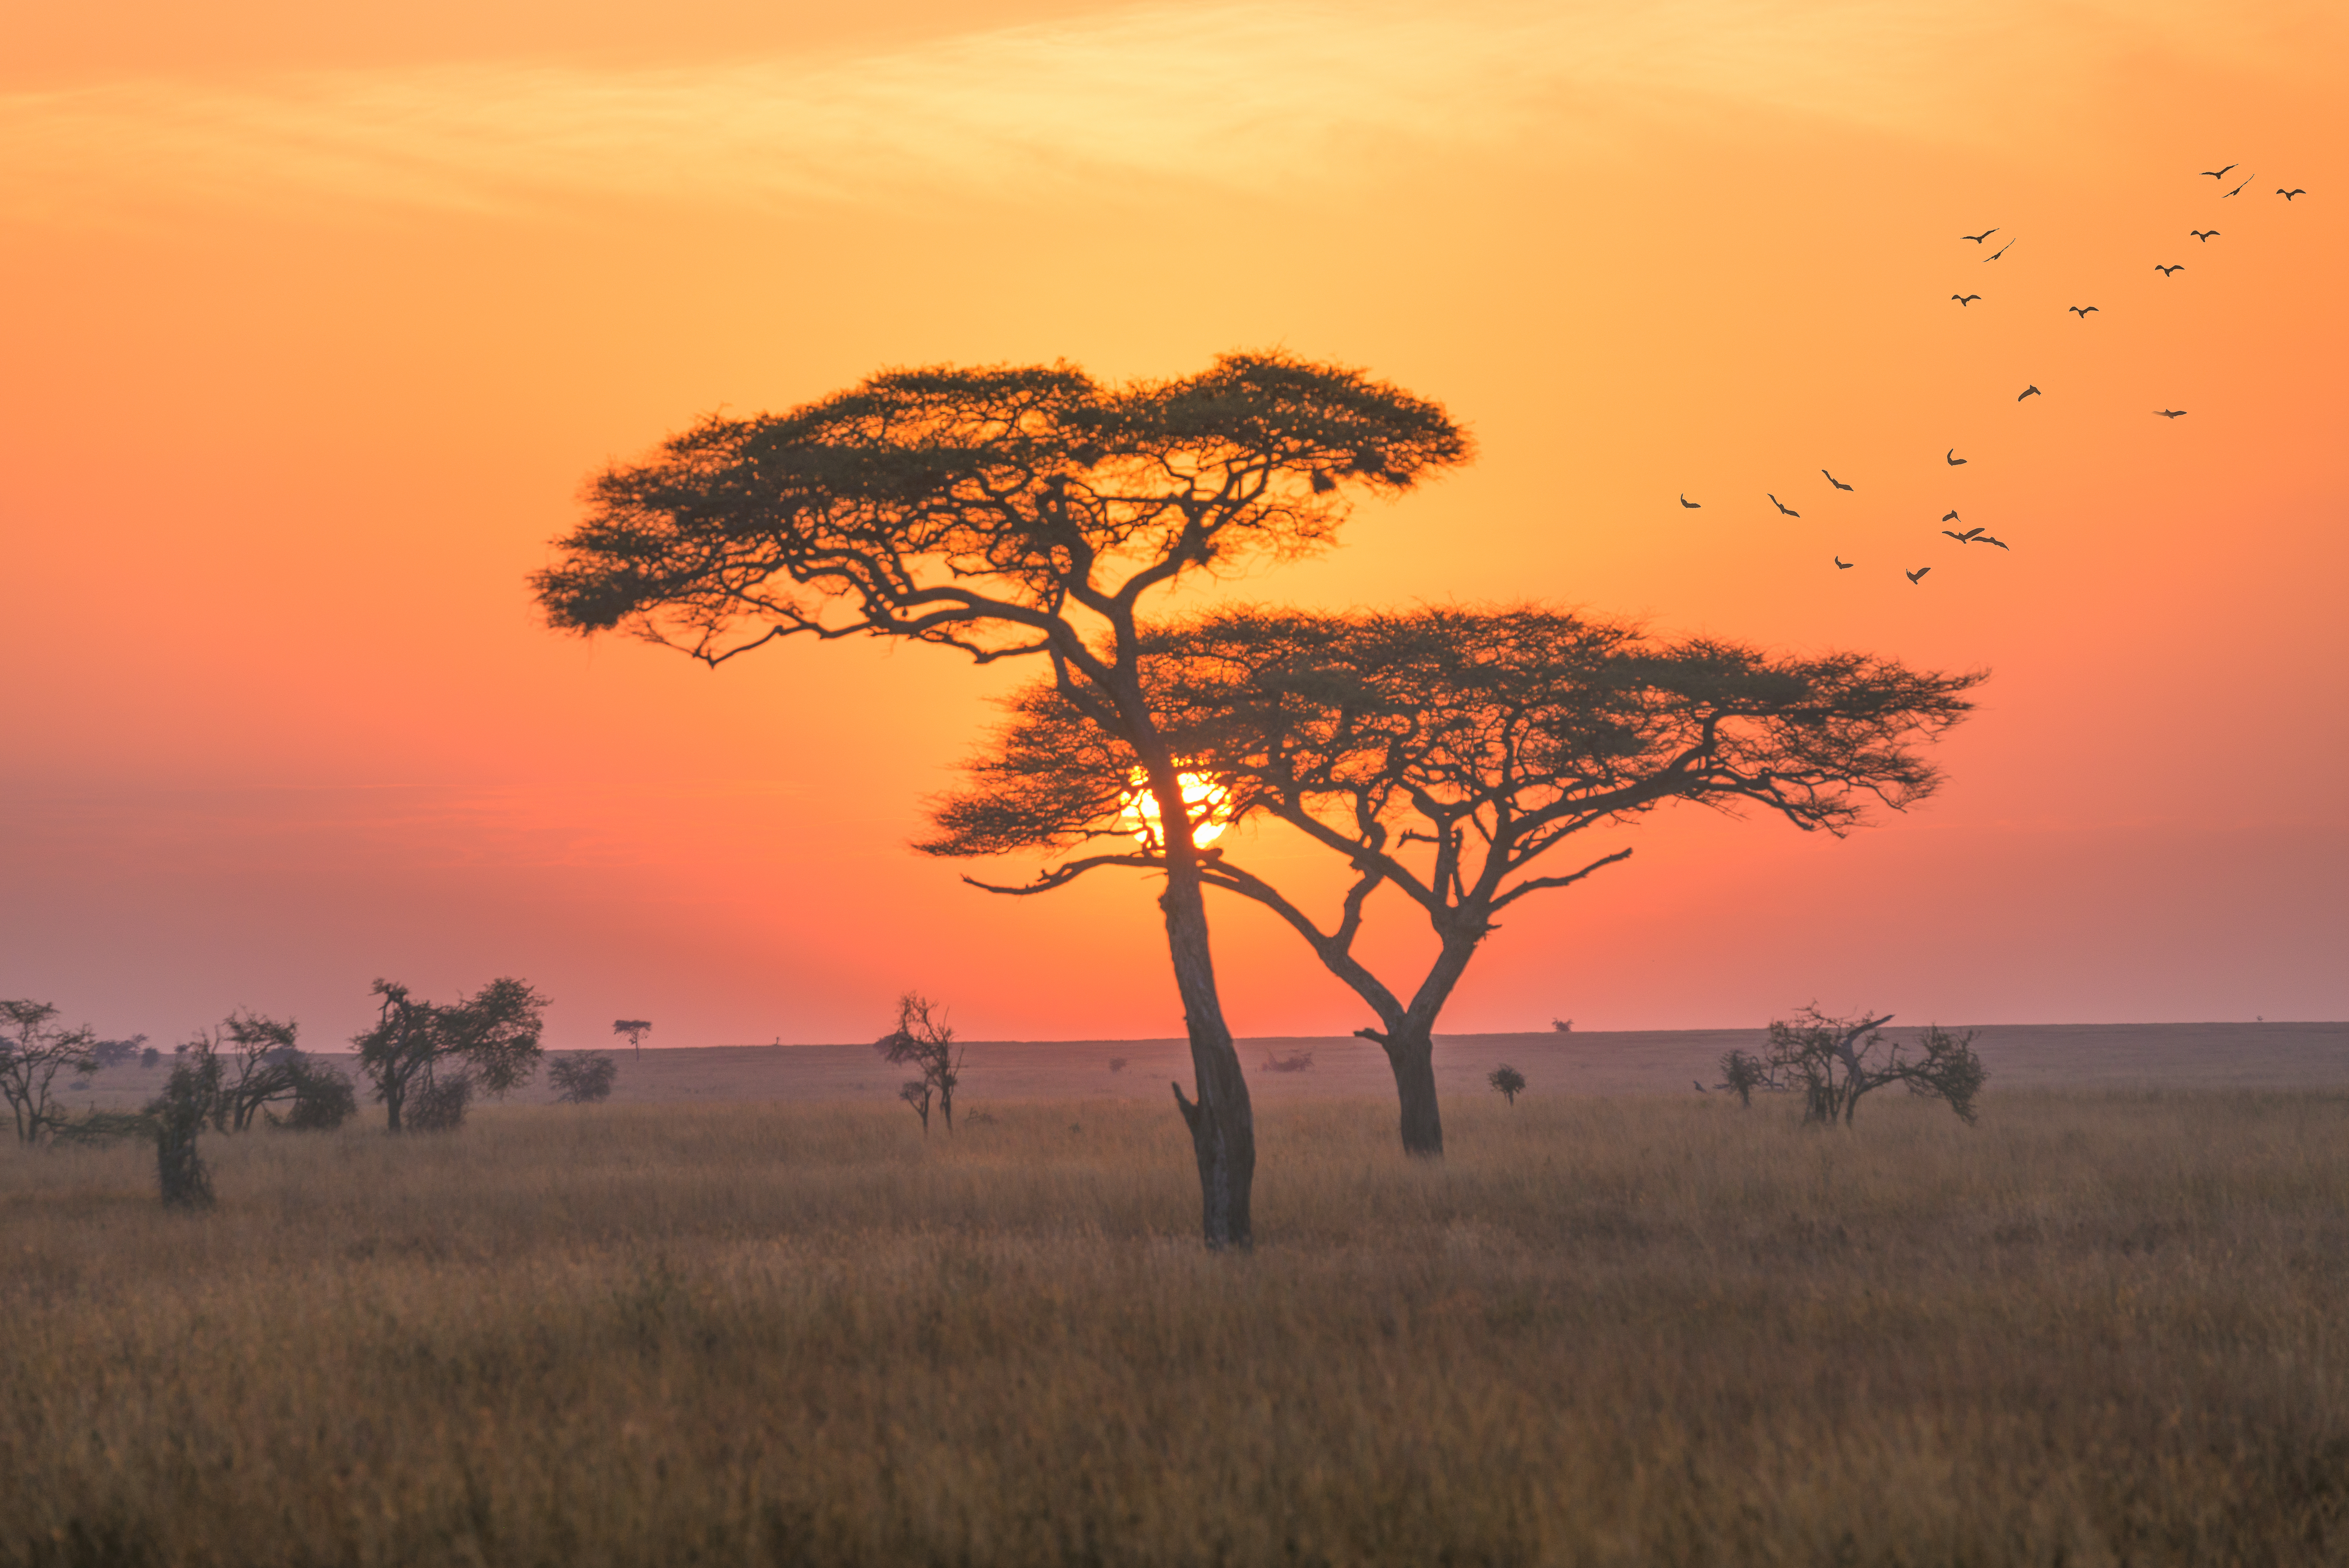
[{"left": 1119, "top": 768, "right": 1229, "bottom": 850}]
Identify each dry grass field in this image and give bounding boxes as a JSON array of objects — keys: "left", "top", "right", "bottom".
[{"left": 5, "top": 1085, "right": 2347, "bottom": 1566}]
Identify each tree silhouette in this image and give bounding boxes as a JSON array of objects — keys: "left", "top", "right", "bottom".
[
  {"left": 923, "top": 606, "right": 1982, "bottom": 1157},
  {"left": 611, "top": 1019, "right": 652, "bottom": 1059},
  {"left": 352, "top": 978, "right": 547, "bottom": 1133},
  {"left": 875, "top": 992, "right": 964, "bottom": 1134},
  {"left": 532, "top": 353, "right": 1470, "bottom": 1248},
  {"left": 0, "top": 1000, "right": 98, "bottom": 1144}
]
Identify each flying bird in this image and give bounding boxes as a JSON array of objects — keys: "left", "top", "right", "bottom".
[
  {"left": 1947, "top": 449, "right": 1967, "bottom": 465},
  {"left": 1952, "top": 293, "right": 1981, "bottom": 305},
  {"left": 1984, "top": 239, "right": 2016, "bottom": 261},
  {"left": 1679, "top": 494, "right": 1701, "bottom": 507},
  {"left": 1907, "top": 567, "right": 1931, "bottom": 584},
  {"left": 2069, "top": 305, "right": 2100, "bottom": 317},
  {"left": 2200, "top": 164, "right": 2237, "bottom": 179},
  {"left": 2224, "top": 174, "right": 2254, "bottom": 197},
  {"left": 2156, "top": 264, "right": 2184, "bottom": 275},
  {"left": 1822, "top": 470, "right": 1853, "bottom": 491},
  {"left": 2191, "top": 229, "right": 2219, "bottom": 241},
  {"left": 1962, "top": 228, "right": 1999, "bottom": 243},
  {"left": 2279, "top": 188, "right": 2306, "bottom": 200},
  {"left": 1834, "top": 556, "right": 1854, "bottom": 570},
  {"left": 1977, "top": 535, "right": 2010, "bottom": 550},
  {"left": 1942, "top": 510, "right": 1961, "bottom": 522},
  {"left": 2155, "top": 409, "right": 2187, "bottom": 418},
  {"left": 1768, "top": 493, "right": 1800, "bottom": 517},
  {"left": 2018, "top": 385, "right": 2041, "bottom": 400},
  {"left": 1943, "top": 527, "right": 1986, "bottom": 543}
]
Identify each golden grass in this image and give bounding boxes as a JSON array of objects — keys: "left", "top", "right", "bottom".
[{"left": 4, "top": 1091, "right": 2345, "bottom": 1566}]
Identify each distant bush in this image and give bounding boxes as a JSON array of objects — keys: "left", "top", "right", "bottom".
[
  {"left": 1107, "top": 1057, "right": 1127, "bottom": 1075},
  {"left": 404, "top": 1074, "right": 473, "bottom": 1133},
  {"left": 140, "top": 1046, "right": 161, "bottom": 1069},
  {"left": 1488, "top": 1065, "right": 1526, "bottom": 1105},
  {"left": 149, "top": 1061, "right": 214, "bottom": 1209},
  {"left": 275, "top": 1064, "right": 357, "bottom": 1131},
  {"left": 549, "top": 1053, "right": 619, "bottom": 1105},
  {"left": 91, "top": 1035, "right": 148, "bottom": 1071}
]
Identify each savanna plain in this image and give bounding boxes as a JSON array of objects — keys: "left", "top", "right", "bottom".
[{"left": 6, "top": 1054, "right": 2348, "bottom": 1567}]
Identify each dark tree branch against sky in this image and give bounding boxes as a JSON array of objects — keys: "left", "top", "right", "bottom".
[
  {"left": 532, "top": 353, "right": 1473, "bottom": 1248},
  {"left": 923, "top": 606, "right": 1983, "bottom": 1156}
]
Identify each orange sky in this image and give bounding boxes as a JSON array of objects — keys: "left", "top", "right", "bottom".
[{"left": 4, "top": 0, "right": 2343, "bottom": 1052}]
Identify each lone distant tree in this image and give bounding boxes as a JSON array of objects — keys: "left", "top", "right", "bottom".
[
  {"left": 875, "top": 992, "right": 964, "bottom": 1134},
  {"left": 612, "top": 1019, "right": 652, "bottom": 1059},
  {"left": 0, "top": 1000, "right": 99, "bottom": 1144},
  {"left": 925, "top": 606, "right": 1982, "bottom": 1158},
  {"left": 550, "top": 1052, "right": 620, "bottom": 1104},
  {"left": 533, "top": 353, "right": 1470, "bottom": 1248},
  {"left": 1763, "top": 1008, "right": 1988, "bottom": 1126},
  {"left": 353, "top": 978, "right": 547, "bottom": 1133},
  {"left": 91, "top": 1035, "right": 148, "bottom": 1071},
  {"left": 1488, "top": 1065, "right": 1527, "bottom": 1105}
]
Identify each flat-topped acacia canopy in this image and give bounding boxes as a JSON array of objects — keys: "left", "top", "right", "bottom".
[{"left": 531, "top": 353, "right": 1471, "bottom": 677}]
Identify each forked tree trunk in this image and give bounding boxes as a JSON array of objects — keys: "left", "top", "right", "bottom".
[{"left": 1161, "top": 855, "right": 1254, "bottom": 1250}]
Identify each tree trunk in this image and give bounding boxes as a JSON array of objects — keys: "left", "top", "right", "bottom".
[
  {"left": 384, "top": 1079, "right": 404, "bottom": 1134},
  {"left": 1161, "top": 854, "right": 1254, "bottom": 1250},
  {"left": 1380, "top": 1025, "right": 1444, "bottom": 1158}
]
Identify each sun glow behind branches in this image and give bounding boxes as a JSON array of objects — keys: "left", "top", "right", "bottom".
[{"left": 1120, "top": 769, "right": 1230, "bottom": 850}]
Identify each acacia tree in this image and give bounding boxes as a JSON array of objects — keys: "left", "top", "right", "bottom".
[
  {"left": 875, "top": 992, "right": 964, "bottom": 1134},
  {"left": 0, "top": 1000, "right": 99, "bottom": 1144},
  {"left": 1764, "top": 1008, "right": 1987, "bottom": 1126},
  {"left": 531, "top": 354, "right": 1469, "bottom": 1248},
  {"left": 352, "top": 978, "right": 547, "bottom": 1132},
  {"left": 179, "top": 1010, "right": 341, "bottom": 1132},
  {"left": 612, "top": 1019, "right": 652, "bottom": 1059},
  {"left": 924, "top": 606, "right": 1983, "bottom": 1157}
]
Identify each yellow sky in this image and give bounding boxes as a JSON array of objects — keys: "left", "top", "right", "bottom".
[{"left": 2, "top": 0, "right": 2343, "bottom": 1047}]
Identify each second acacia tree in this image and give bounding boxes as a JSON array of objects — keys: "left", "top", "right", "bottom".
[{"left": 925, "top": 606, "right": 1982, "bottom": 1157}]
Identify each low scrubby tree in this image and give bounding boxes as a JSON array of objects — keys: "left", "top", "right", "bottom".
[
  {"left": 0, "top": 1000, "right": 99, "bottom": 1144},
  {"left": 90, "top": 1035, "right": 147, "bottom": 1071},
  {"left": 149, "top": 1057, "right": 215, "bottom": 1208},
  {"left": 550, "top": 1052, "right": 620, "bottom": 1104},
  {"left": 875, "top": 993, "right": 964, "bottom": 1134},
  {"left": 612, "top": 1019, "right": 651, "bottom": 1059},
  {"left": 1761, "top": 1008, "right": 1987, "bottom": 1126},
  {"left": 178, "top": 1011, "right": 343, "bottom": 1132},
  {"left": 1488, "top": 1065, "right": 1526, "bottom": 1105},
  {"left": 353, "top": 978, "right": 547, "bottom": 1133},
  {"left": 897, "top": 1079, "right": 934, "bottom": 1133}
]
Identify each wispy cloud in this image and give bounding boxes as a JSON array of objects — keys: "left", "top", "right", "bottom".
[{"left": 0, "top": 0, "right": 2319, "bottom": 224}]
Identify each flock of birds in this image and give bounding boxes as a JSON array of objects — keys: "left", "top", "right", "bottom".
[{"left": 1677, "top": 162, "right": 2308, "bottom": 584}]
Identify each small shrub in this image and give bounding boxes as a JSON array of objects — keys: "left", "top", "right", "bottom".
[
  {"left": 149, "top": 1062, "right": 214, "bottom": 1209},
  {"left": 276, "top": 1064, "right": 357, "bottom": 1130},
  {"left": 405, "top": 1073, "right": 473, "bottom": 1133},
  {"left": 1107, "top": 1057, "right": 1128, "bottom": 1074},
  {"left": 1488, "top": 1065, "right": 1527, "bottom": 1105},
  {"left": 549, "top": 1053, "right": 620, "bottom": 1104},
  {"left": 898, "top": 1080, "right": 933, "bottom": 1133},
  {"left": 139, "top": 1046, "right": 161, "bottom": 1069}
]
